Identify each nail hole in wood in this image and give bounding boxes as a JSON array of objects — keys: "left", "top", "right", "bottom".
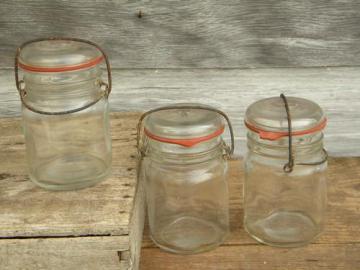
[
  {"left": 117, "top": 251, "right": 122, "bottom": 262},
  {"left": 0, "top": 173, "right": 11, "bottom": 180}
]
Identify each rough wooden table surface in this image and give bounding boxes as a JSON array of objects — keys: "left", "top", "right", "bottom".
[
  {"left": 0, "top": 113, "right": 145, "bottom": 270},
  {"left": 140, "top": 158, "right": 360, "bottom": 270},
  {"left": 0, "top": 112, "right": 359, "bottom": 269}
]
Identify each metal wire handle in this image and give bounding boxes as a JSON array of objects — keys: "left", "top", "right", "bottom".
[
  {"left": 14, "top": 37, "right": 112, "bottom": 115},
  {"left": 136, "top": 104, "right": 235, "bottom": 159},
  {"left": 280, "top": 93, "right": 328, "bottom": 173},
  {"left": 280, "top": 94, "right": 294, "bottom": 172}
]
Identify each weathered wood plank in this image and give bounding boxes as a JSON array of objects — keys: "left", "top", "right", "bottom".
[
  {"left": 0, "top": 113, "right": 141, "bottom": 237},
  {"left": 0, "top": 236, "right": 130, "bottom": 270},
  {"left": 0, "top": 112, "right": 145, "bottom": 269},
  {"left": 142, "top": 158, "right": 360, "bottom": 248},
  {"left": 0, "top": 113, "right": 358, "bottom": 269},
  {"left": 1, "top": 67, "right": 359, "bottom": 156},
  {"left": 1, "top": 1, "right": 360, "bottom": 68},
  {"left": 140, "top": 243, "right": 360, "bottom": 270}
]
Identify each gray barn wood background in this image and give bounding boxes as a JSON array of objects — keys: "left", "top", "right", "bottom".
[{"left": 0, "top": 1, "right": 359, "bottom": 156}]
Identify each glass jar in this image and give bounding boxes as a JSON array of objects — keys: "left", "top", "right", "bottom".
[
  {"left": 243, "top": 94, "right": 327, "bottom": 247},
  {"left": 137, "top": 104, "right": 234, "bottom": 254},
  {"left": 15, "top": 38, "right": 112, "bottom": 191}
]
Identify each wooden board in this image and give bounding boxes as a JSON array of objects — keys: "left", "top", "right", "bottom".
[
  {"left": 1, "top": 112, "right": 359, "bottom": 269},
  {"left": 0, "top": 113, "right": 146, "bottom": 269},
  {"left": 1, "top": 237, "right": 131, "bottom": 270},
  {"left": 141, "top": 244, "right": 359, "bottom": 270},
  {"left": 140, "top": 157, "right": 360, "bottom": 269},
  {"left": 1, "top": 1, "right": 360, "bottom": 68},
  {"left": 1, "top": 67, "right": 359, "bottom": 157}
]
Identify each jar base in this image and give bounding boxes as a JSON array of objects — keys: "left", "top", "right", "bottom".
[
  {"left": 150, "top": 216, "right": 227, "bottom": 254},
  {"left": 29, "top": 153, "right": 111, "bottom": 191},
  {"left": 245, "top": 211, "right": 322, "bottom": 248}
]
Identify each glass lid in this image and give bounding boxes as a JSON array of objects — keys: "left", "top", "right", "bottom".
[
  {"left": 245, "top": 96, "right": 326, "bottom": 140},
  {"left": 144, "top": 104, "right": 225, "bottom": 147},
  {"left": 18, "top": 39, "right": 103, "bottom": 72}
]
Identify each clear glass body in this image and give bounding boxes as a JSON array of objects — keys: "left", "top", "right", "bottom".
[
  {"left": 244, "top": 131, "right": 327, "bottom": 247},
  {"left": 143, "top": 139, "right": 229, "bottom": 254},
  {"left": 22, "top": 67, "right": 112, "bottom": 190}
]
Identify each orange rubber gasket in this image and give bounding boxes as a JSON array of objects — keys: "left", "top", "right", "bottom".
[
  {"left": 18, "top": 55, "right": 104, "bottom": 72},
  {"left": 245, "top": 118, "right": 327, "bottom": 141},
  {"left": 144, "top": 126, "right": 225, "bottom": 147}
]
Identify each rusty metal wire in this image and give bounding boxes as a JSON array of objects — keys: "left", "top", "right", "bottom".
[
  {"left": 280, "top": 93, "right": 328, "bottom": 173},
  {"left": 280, "top": 94, "right": 295, "bottom": 172}
]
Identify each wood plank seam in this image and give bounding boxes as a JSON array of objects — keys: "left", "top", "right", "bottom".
[{"left": 1, "top": 68, "right": 359, "bottom": 156}]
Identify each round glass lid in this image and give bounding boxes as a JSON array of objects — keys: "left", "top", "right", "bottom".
[
  {"left": 18, "top": 39, "right": 103, "bottom": 72},
  {"left": 144, "top": 104, "right": 225, "bottom": 147},
  {"left": 245, "top": 96, "right": 326, "bottom": 140}
]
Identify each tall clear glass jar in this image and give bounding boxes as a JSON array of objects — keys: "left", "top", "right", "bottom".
[
  {"left": 243, "top": 95, "right": 327, "bottom": 247},
  {"left": 15, "top": 38, "right": 112, "bottom": 191},
  {"left": 138, "top": 104, "right": 234, "bottom": 254}
]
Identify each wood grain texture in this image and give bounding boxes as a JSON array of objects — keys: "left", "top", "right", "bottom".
[
  {"left": 0, "top": 114, "right": 139, "bottom": 237},
  {"left": 141, "top": 244, "right": 360, "bottom": 270},
  {"left": 0, "top": 113, "right": 145, "bottom": 269},
  {"left": 1, "top": 67, "right": 359, "bottom": 156},
  {"left": 1, "top": 1, "right": 360, "bottom": 68},
  {"left": 140, "top": 158, "right": 360, "bottom": 269},
  {"left": 0, "top": 113, "right": 359, "bottom": 269},
  {"left": 1, "top": 236, "right": 130, "bottom": 270}
]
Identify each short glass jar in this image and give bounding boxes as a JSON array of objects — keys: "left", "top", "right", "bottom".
[
  {"left": 243, "top": 95, "right": 327, "bottom": 247},
  {"left": 138, "top": 104, "right": 234, "bottom": 254},
  {"left": 15, "top": 38, "right": 112, "bottom": 191}
]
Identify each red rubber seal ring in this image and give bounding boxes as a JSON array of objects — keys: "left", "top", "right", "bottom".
[
  {"left": 245, "top": 118, "right": 327, "bottom": 141},
  {"left": 144, "top": 126, "right": 225, "bottom": 147},
  {"left": 18, "top": 55, "right": 104, "bottom": 72}
]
